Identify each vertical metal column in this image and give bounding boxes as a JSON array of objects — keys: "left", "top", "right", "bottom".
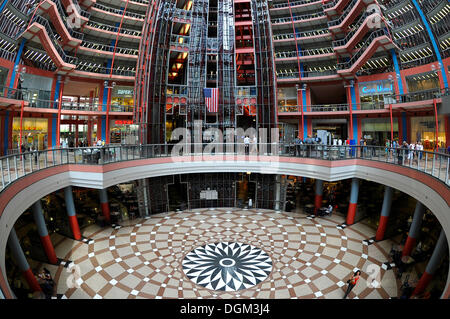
[
  {"left": 375, "top": 186, "right": 394, "bottom": 241},
  {"left": 32, "top": 200, "right": 57, "bottom": 264},
  {"left": 402, "top": 201, "right": 425, "bottom": 257},
  {"left": 7, "top": 229, "right": 42, "bottom": 292},
  {"left": 274, "top": 175, "right": 281, "bottom": 211},
  {"left": 64, "top": 186, "right": 81, "bottom": 240},
  {"left": 346, "top": 178, "right": 360, "bottom": 225},
  {"left": 412, "top": 229, "right": 448, "bottom": 297}
]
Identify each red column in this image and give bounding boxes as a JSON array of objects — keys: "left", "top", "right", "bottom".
[
  {"left": 68, "top": 215, "right": 81, "bottom": 240},
  {"left": 22, "top": 269, "right": 42, "bottom": 292},
  {"left": 39, "top": 235, "right": 57, "bottom": 264},
  {"left": 375, "top": 215, "right": 389, "bottom": 241}
]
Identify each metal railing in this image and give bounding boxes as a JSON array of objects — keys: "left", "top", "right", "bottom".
[
  {"left": 0, "top": 144, "right": 448, "bottom": 192},
  {"left": 93, "top": 2, "right": 145, "bottom": 19},
  {"left": 271, "top": 0, "right": 321, "bottom": 9}
]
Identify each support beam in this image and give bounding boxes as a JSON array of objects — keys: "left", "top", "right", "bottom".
[
  {"left": 32, "top": 200, "right": 57, "bottom": 264},
  {"left": 314, "top": 179, "right": 323, "bottom": 214},
  {"left": 402, "top": 201, "right": 425, "bottom": 258},
  {"left": 375, "top": 186, "right": 393, "bottom": 241},
  {"left": 412, "top": 229, "right": 448, "bottom": 297},
  {"left": 346, "top": 178, "right": 359, "bottom": 225},
  {"left": 64, "top": 186, "right": 81, "bottom": 240},
  {"left": 7, "top": 229, "right": 42, "bottom": 292},
  {"left": 99, "top": 189, "right": 111, "bottom": 223}
]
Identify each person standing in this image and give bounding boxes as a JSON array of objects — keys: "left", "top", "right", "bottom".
[
  {"left": 244, "top": 136, "right": 250, "bottom": 155},
  {"left": 343, "top": 270, "right": 361, "bottom": 299}
]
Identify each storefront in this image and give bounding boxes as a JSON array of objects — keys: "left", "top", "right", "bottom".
[
  {"left": 111, "top": 86, "right": 134, "bottom": 112},
  {"left": 277, "top": 87, "right": 298, "bottom": 112},
  {"left": 406, "top": 71, "right": 440, "bottom": 93},
  {"left": 361, "top": 118, "right": 399, "bottom": 145},
  {"left": 12, "top": 118, "right": 48, "bottom": 150},
  {"left": 359, "top": 80, "right": 395, "bottom": 110},
  {"left": 110, "top": 120, "right": 139, "bottom": 144},
  {"left": 410, "top": 116, "right": 446, "bottom": 151},
  {"left": 312, "top": 119, "right": 347, "bottom": 141},
  {"left": 21, "top": 73, "right": 52, "bottom": 108}
]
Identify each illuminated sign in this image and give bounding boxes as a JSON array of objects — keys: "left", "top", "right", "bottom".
[
  {"left": 114, "top": 120, "right": 133, "bottom": 125},
  {"left": 359, "top": 81, "right": 393, "bottom": 95}
]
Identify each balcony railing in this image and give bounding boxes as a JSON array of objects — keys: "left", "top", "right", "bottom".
[
  {"left": 387, "top": 88, "right": 445, "bottom": 104},
  {"left": 271, "top": 11, "right": 325, "bottom": 24},
  {"left": 271, "top": 0, "right": 320, "bottom": 9},
  {"left": 93, "top": 2, "right": 145, "bottom": 20},
  {"left": 30, "top": 15, "right": 78, "bottom": 65},
  {"left": 80, "top": 40, "right": 139, "bottom": 55},
  {"left": 86, "top": 21, "right": 142, "bottom": 37},
  {"left": 0, "top": 144, "right": 448, "bottom": 193},
  {"left": 337, "top": 29, "right": 390, "bottom": 70},
  {"left": 328, "top": 0, "right": 358, "bottom": 27}
]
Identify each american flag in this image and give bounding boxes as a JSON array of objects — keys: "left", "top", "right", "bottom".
[{"left": 204, "top": 87, "right": 218, "bottom": 113}]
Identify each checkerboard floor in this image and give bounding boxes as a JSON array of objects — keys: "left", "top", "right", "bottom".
[{"left": 50, "top": 208, "right": 400, "bottom": 299}]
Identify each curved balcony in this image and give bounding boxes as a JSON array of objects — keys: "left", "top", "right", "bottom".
[
  {"left": 34, "top": 0, "right": 84, "bottom": 47},
  {"left": 275, "top": 47, "right": 335, "bottom": 62},
  {"left": 78, "top": 40, "right": 138, "bottom": 60},
  {"left": 328, "top": 0, "right": 376, "bottom": 33},
  {"left": 273, "top": 29, "right": 332, "bottom": 43},
  {"left": 323, "top": 0, "right": 351, "bottom": 15},
  {"left": 270, "top": 0, "right": 322, "bottom": 11},
  {"left": 72, "top": 62, "right": 135, "bottom": 81},
  {"left": 90, "top": 2, "right": 145, "bottom": 26},
  {"left": 271, "top": 11, "right": 326, "bottom": 26},
  {"left": 0, "top": 144, "right": 448, "bottom": 298},
  {"left": 83, "top": 21, "right": 142, "bottom": 41}
]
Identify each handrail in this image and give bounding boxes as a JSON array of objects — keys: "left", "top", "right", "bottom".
[{"left": 0, "top": 144, "right": 448, "bottom": 192}]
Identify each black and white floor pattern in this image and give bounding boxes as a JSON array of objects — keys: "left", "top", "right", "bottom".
[{"left": 182, "top": 242, "right": 273, "bottom": 292}]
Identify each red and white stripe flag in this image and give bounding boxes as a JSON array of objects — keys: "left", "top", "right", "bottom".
[{"left": 204, "top": 87, "right": 218, "bottom": 113}]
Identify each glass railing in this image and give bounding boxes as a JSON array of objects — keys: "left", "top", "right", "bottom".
[
  {"left": 0, "top": 144, "right": 448, "bottom": 192},
  {"left": 170, "top": 34, "right": 190, "bottom": 47}
]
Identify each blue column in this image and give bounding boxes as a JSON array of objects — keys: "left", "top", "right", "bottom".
[
  {"left": 376, "top": 186, "right": 394, "bottom": 241},
  {"left": 411, "top": 0, "right": 448, "bottom": 88},
  {"left": 390, "top": 49, "right": 404, "bottom": 94},
  {"left": 350, "top": 86, "right": 358, "bottom": 141},
  {"left": 51, "top": 78, "right": 62, "bottom": 148}
]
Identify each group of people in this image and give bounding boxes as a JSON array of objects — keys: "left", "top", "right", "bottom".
[{"left": 383, "top": 139, "right": 425, "bottom": 164}]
